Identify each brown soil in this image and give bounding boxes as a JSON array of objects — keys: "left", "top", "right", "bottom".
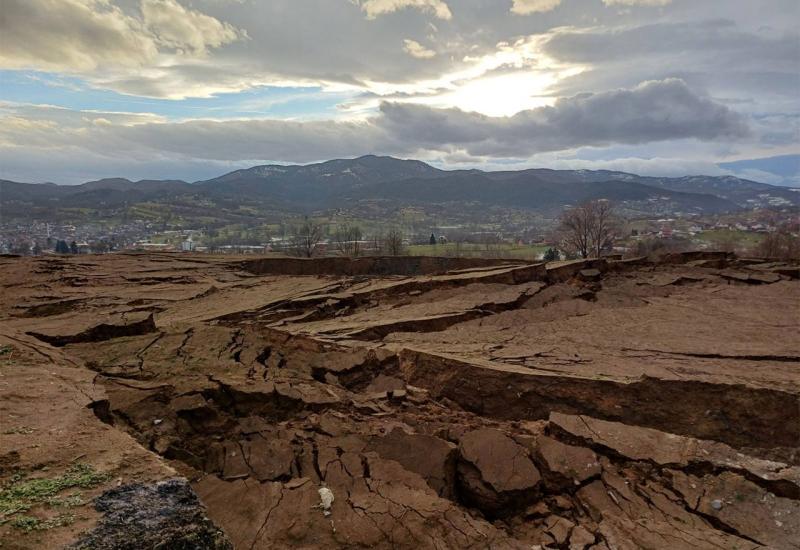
[{"left": 0, "top": 251, "right": 798, "bottom": 549}]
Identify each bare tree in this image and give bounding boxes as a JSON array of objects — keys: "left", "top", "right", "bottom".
[
  {"left": 559, "top": 200, "right": 616, "bottom": 259},
  {"left": 559, "top": 204, "right": 592, "bottom": 259},
  {"left": 756, "top": 225, "right": 800, "bottom": 260},
  {"left": 333, "top": 223, "right": 363, "bottom": 257},
  {"left": 384, "top": 228, "right": 405, "bottom": 256},
  {"left": 289, "top": 218, "right": 323, "bottom": 258},
  {"left": 370, "top": 230, "right": 384, "bottom": 255},
  {"left": 588, "top": 200, "right": 615, "bottom": 258}
]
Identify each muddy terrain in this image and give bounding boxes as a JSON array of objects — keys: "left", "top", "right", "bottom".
[{"left": 1, "top": 252, "right": 798, "bottom": 549}]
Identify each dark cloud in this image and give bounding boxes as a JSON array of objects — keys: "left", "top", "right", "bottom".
[{"left": 378, "top": 79, "right": 749, "bottom": 156}]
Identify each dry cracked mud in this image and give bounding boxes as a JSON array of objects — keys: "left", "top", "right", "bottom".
[{"left": 0, "top": 251, "right": 798, "bottom": 549}]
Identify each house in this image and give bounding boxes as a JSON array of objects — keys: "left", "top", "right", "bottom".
[{"left": 181, "top": 236, "right": 196, "bottom": 252}]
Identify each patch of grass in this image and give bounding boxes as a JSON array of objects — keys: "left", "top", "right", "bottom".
[
  {"left": 10, "top": 513, "right": 75, "bottom": 532},
  {"left": 9, "top": 515, "right": 40, "bottom": 532},
  {"left": 0, "top": 464, "right": 109, "bottom": 523},
  {"left": 2, "top": 426, "right": 35, "bottom": 435},
  {"left": 46, "top": 493, "right": 86, "bottom": 508},
  {"left": 0, "top": 345, "right": 12, "bottom": 356}
]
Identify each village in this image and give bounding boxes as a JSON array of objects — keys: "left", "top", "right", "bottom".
[{"left": 2, "top": 206, "right": 797, "bottom": 261}]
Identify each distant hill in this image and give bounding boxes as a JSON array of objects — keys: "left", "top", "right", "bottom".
[{"left": 2, "top": 155, "right": 798, "bottom": 223}]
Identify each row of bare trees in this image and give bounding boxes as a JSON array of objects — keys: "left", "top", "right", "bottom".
[
  {"left": 289, "top": 202, "right": 618, "bottom": 260},
  {"left": 287, "top": 219, "right": 406, "bottom": 257}
]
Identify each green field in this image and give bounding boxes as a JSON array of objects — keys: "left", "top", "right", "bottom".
[
  {"left": 406, "top": 242, "right": 550, "bottom": 260},
  {"left": 693, "top": 229, "right": 766, "bottom": 249}
]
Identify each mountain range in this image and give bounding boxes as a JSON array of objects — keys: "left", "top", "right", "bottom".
[{"left": 2, "top": 155, "right": 798, "bottom": 224}]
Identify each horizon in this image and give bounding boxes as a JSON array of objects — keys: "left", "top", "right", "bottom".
[
  {"left": 1, "top": 0, "right": 798, "bottom": 186},
  {"left": 7, "top": 153, "right": 800, "bottom": 188}
]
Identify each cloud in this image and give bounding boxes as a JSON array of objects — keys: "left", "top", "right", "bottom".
[
  {"left": 602, "top": 0, "right": 672, "bottom": 5},
  {"left": 403, "top": 39, "right": 436, "bottom": 59},
  {"left": 510, "top": 0, "right": 562, "bottom": 15},
  {"left": 354, "top": 0, "right": 452, "bottom": 20},
  {"left": 540, "top": 19, "right": 800, "bottom": 122},
  {"left": 141, "top": 0, "right": 244, "bottom": 55},
  {"left": 378, "top": 79, "right": 749, "bottom": 157},
  {"left": 0, "top": 0, "right": 157, "bottom": 72},
  {"left": 0, "top": 79, "right": 748, "bottom": 171},
  {"left": 0, "top": 0, "right": 244, "bottom": 72}
]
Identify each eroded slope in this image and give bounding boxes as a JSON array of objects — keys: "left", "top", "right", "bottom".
[{"left": 1, "top": 252, "right": 798, "bottom": 549}]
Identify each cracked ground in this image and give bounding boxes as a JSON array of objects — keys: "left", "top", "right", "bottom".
[{"left": 0, "top": 252, "right": 798, "bottom": 549}]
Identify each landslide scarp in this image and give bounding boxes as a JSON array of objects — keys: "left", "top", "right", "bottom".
[{"left": 1, "top": 252, "right": 798, "bottom": 549}]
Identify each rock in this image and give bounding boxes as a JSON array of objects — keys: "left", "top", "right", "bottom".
[
  {"left": 366, "top": 390, "right": 390, "bottom": 401},
  {"left": 364, "top": 374, "right": 405, "bottom": 394},
  {"left": 696, "top": 472, "right": 800, "bottom": 548},
  {"left": 317, "top": 486, "right": 334, "bottom": 516},
  {"left": 314, "top": 412, "right": 350, "bottom": 437},
  {"left": 68, "top": 479, "right": 231, "bottom": 549},
  {"left": 458, "top": 428, "right": 541, "bottom": 516},
  {"left": 533, "top": 435, "right": 601, "bottom": 489},
  {"left": 719, "top": 269, "right": 751, "bottom": 283},
  {"left": 389, "top": 389, "right": 407, "bottom": 400},
  {"left": 366, "top": 428, "right": 457, "bottom": 497},
  {"left": 568, "top": 525, "right": 596, "bottom": 549},
  {"left": 171, "top": 393, "right": 208, "bottom": 412},
  {"left": 544, "top": 514, "right": 575, "bottom": 545},
  {"left": 523, "top": 501, "right": 550, "bottom": 517},
  {"left": 221, "top": 440, "right": 250, "bottom": 480},
  {"left": 247, "top": 437, "right": 295, "bottom": 481},
  {"left": 237, "top": 415, "right": 271, "bottom": 434},
  {"left": 747, "top": 271, "right": 781, "bottom": 284},
  {"left": 579, "top": 268, "right": 602, "bottom": 281},
  {"left": 548, "top": 412, "right": 800, "bottom": 498}
]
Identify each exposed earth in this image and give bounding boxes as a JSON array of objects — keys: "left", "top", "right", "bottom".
[{"left": 0, "top": 251, "right": 798, "bottom": 549}]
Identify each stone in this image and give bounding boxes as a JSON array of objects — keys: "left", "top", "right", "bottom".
[
  {"left": 366, "top": 428, "right": 457, "bottom": 497},
  {"left": 247, "top": 437, "right": 295, "bottom": 481},
  {"left": 579, "top": 268, "right": 602, "bottom": 281},
  {"left": 533, "top": 435, "right": 601, "bottom": 489},
  {"left": 458, "top": 427, "right": 541, "bottom": 516},
  {"left": 364, "top": 374, "right": 405, "bottom": 394},
  {"left": 238, "top": 415, "right": 271, "bottom": 434},
  {"left": 221, "top": 441, "right": 250, "bottom": 480},
  {"left": 171, "top": 393, "right": 209, "bottom": 412},
  {"left": 548, "top": 412, "right": 800, "bottom": 497},
  {"left": 544, "top": 514, "right": 575, "bottom": 545},
  {"left": 568, "top": 525, "right": 596, "bottom": 549},
  {"left": 696, "top": 472, "right": 800, "bottom": 548}
]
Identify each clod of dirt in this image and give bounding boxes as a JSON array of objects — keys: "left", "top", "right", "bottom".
[{"left": 457, "top": 427, "right": 542, "bottom": 516}]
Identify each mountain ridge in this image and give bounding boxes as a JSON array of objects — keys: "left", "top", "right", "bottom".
[{"left": 2, "top": 155, "right": 798, "bottom": 222}]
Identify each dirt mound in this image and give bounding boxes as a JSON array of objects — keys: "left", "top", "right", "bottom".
[{"left": 1, "top": 252, "right": 798, "bottom": 549}]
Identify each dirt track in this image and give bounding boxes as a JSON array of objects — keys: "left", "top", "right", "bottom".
[{"left": 1, "top": 252, "right": 798, "bottom": 549}]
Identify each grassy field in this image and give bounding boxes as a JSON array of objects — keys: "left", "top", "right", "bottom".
[
  {"left": 695, "top": 229, "right": 765, "bottom": 248},
  {"left": 406, "top": 242, "right": 550, "bottom": 260}
]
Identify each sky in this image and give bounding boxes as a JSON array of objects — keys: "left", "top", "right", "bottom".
[{"left": 0, "top": 0, "right": 798, "bottom": 185}]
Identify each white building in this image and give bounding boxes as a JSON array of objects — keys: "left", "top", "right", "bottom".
[{"left": 181, "top": 236, "right": 196, "bottom": 252}]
